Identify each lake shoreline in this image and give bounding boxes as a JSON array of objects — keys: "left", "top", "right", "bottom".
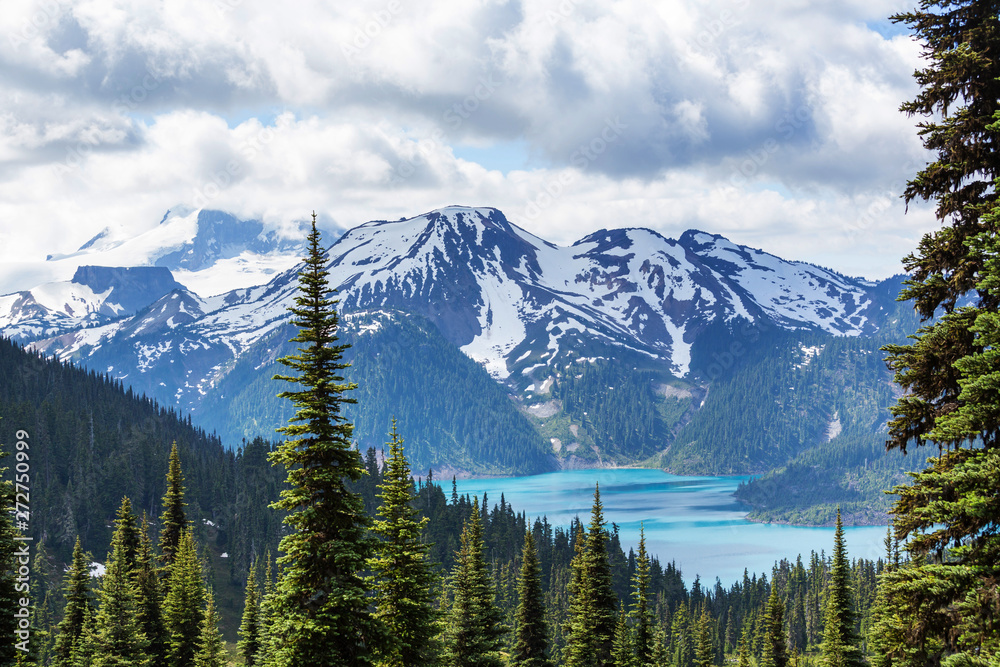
[{"left": 435, "top": 463, "right": 889, "bottom": 529}]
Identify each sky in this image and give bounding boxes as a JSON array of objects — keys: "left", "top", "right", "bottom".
[{"left": 0, "top": 0, "right": 939, "bottom": 285}]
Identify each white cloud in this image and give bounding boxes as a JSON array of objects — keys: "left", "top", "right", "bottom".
[{"left": 0, "top": 0, "right": 941, "bottom": 285}]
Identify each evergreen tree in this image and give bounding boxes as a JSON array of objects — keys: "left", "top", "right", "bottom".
[
  {"left": 268, "top": 213, "right": 383, "bottom": 665},
  {"left": 89, "top": 497, "right": 150, "bottom": 667},
  {"left": 648, "top": 627, "right": 669, "bottom": 667},
  {"left": 513, "top": 530, "right": 551, "bottom": 667},
  {"left": 158, "top": 442, "right": 187, "bottom": 569},
  {"left": 564, "top": 484, "right": 618, "bottom": 667},
  {"left": 761, "top": 584, "right": 787, "bottom": 667},
  {"left": 881, "top": 1, "right": 1000, "bottom": 662},
  {"left": 0, "top": 443, "right": 18, "bottom": 666},
  {"left": 368, "top": 420, "right": 442, "bottom": 667},
  {"left": 611, "top": 606, "right": 634, "bottom": 667},
  {"left": 630, "top": 526, "right": 653, "bottom": 665},
  {"left": 135, "top": 512, "right": 166, "bottom": 667},
  {"left": 671, "top": 603, "right": 694, "bottom": 667},
  {"left": 162, "top": 528, "right": 205, "bottom": 667},
  {"left": 238, "top": 559, "right": 261, "bottom": 667},
  {"left": 737, "top": 625, "right": 752, "bottom": 667},
  {"left": 694, "top": 609, "right": 714, "bottom": 667},
  {"left": 254, "top": 551, "right": 276, "bottom": 667},
  {"left": 193, "top": 587, "right": 227, "bottom": 667},
  {"left": 53, "top": 537, "right": 92, "bottom": 667},
  {"left": 443, "top": 501, "right": 506, "bottom": 667},
  {"left": 819, "top": 510, "right": 862, "bottom": 667}
]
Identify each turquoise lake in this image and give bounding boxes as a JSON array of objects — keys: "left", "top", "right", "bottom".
[{"left": 453, "top": 468, "right": 889, "bottom": 588}]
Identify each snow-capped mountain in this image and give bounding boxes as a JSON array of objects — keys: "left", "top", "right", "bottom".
[
  {"left": 7, "top": 208, "right": 341, "bottom": 299},
  {"left": 7, "top": 206, "right": 897, "bottom": 423}
]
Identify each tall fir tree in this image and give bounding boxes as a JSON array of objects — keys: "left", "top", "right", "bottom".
[
  {"left": 368, "top": 420, "right": 442, "bottom": 667},
  {"left": 513, "top": 530, "right": 551, "bottom": 667},
  {"left": 135, "top": 512, "right": 166, "bottom": 667},
  {"left": 671, "top": 603, "right": 694, "bottom": 667},
  {"left": 158, "top": 442, "right": 187, "bottom": 569},
  {"left": 737, "top": 625, "right": 752, "bottom": 667},
  {"left": 162, "top": 528, "right": 206, "bottom": 667},
  {"left": 443, "top": 501, "right": 506, "bottom": 667},
  {"left": 268, "top": 213, "right": 383, "bottom": 665},
  {"left": 254, "top": 551, "right": 276, "bottom": 667},
  {"left": 819, "top": 510, "right": 863, "bottom": 667},
  {"left": 193, "top": 587, "right": 227, "bottom": 667},
  {"left": 649, "top": 627, "right": 669, "bottom": 667},
  {"left": 564, "top": 484, "right": 618, "bottom": 667},
  {"left": 761, "top": 584, "right": 788, "bottom": 667},
  {"left": 52, "top": 537, "right": 92, "bottom": 667},
  {"left": 694, "top": 609, "right": 714, "bottom": 667},
  {"left": 880, "top": 1, "right": 1000, "bottom": 663},
  {"left": 630, "top": 526, "right": 653, "bottom": 665},
  {"left": 238, "top": 559, "right": 261, "bottom": 667},
  {"left": 89, "top": 497, "right": 150, "bottom": 667},
  {"left": 611, "top": 606, "right": 634, "bottom": 667}
]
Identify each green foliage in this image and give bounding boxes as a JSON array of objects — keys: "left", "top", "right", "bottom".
[
  {"left": 89, "top": 497, "right": 150, "bottom": 667},
  {"left": 444, "top": 502, "right": 507, "bottom": 667},
  {"left": 563, "top": 486, "right": 618, "bottom": 667},
  {"left": 193, "top": 588, "right": 227, "bottom": 667},
  {"left": 158, "top": 443, "right": 187, "bottom": 569},
  {"left": 513, "top": 530, "right": 552, "bottom": 667},
  {"left": 237, "top": 559, "right": 260, "bottom": 667},
  {"left": 368, "top": 420, "right": 443, "bottom": 667},
  {"left": 52, "top": 537, "right": 92, "bottom": 667},
  {"left": 0, "top": 441, "right": 19, "bottom": 666},
  {"left": 162, "top": 528, "right": 205, "bottom": 667},
  {"left": 819, "top": 511, "right": 863, "bottom": 667},
  {"left": 267, "top": 216, "right": 383, "bottom": 666},
  {"left": 695, "top": 609, "right": 715, "bottom": 667},
  {"left": 134, "top": 512, "right": 166, "bottom": 667},
  {"left": 760, "top": 585, "right": 786, "bottom": 667},
  {"left": 629, "top": 527, "right": 653, "bottom": 665}
]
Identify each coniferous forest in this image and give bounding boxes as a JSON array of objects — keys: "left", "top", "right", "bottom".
[{"left": 2, "top": 0, "right": 1000, "bottom": 664}]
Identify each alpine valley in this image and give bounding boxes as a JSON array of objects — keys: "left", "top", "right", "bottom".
[{"left": 0, "top": 206, "right": 922, "bottom": 524}]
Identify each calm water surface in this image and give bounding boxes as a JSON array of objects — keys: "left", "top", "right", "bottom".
[{"left": 453, "top": 468, "right": 889, "bottom": 588}]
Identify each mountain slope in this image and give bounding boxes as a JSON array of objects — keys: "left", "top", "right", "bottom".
[{"left": 4, "top": 205, "right": 917, "bottom": 484}]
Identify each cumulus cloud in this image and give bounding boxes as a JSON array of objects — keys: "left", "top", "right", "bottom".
[{"left": 0, "top": 0, "right": 939, "bottom": 284}]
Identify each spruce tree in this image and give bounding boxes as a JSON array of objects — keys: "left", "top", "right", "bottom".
[
  {"left": 513, "top": 530, "right": 551, "bottom": 667},
  {"left": 761, "top": 584, "right": 787, "bottom": 667},
  {"left": 368, "top": 420, "right": 442, "bottom": 667},
  {"left": 237, "top": 560, "right": 261, "bottom": 667},
  {"left": 135, "top": 512, "right": 166, "bottom": 667},
  {"left": 611, "top": 606, "right": 634, "bottom": 667},
  {"left": 736, "top": 625, "right": 752, "bottom": 667},
  {"left": 193, "top": 587, "right": 227, "bottom": 667},
  {"left": 254, "top": 551, "right": 276, "bottom": 667},
  {"left": 880, "top": 2, "right": 1000, "bottom": 662},
  {"left": 158, "top": 442, "right": 187, "bottom": 569},
  {"left": 630, "top": 526, "right": 653, "bottom": 665},
  {"left": 443, "top": 501, "right": 506, "bottom": 667},
  {"left": 564, "top": 484, "right": 617, "bottom": 667},
  {"left": 268, "top": 213, "right": 383, "bottom": 665},
  {"left": 671, "top": 603, "right": 694, "bottom": 667},
  {"left": 89, "top": 497, "right": 150, "bottom": 667},
  {"left": 52, "top": 537, "right": 92, "bottom": 667},
  {"left": 649, "top": 627, "right": 669, "bottom": 667},
  {"left": 162, "top": 528, "right": 205, "bottom": 667},
  {"left": 694, "top": 609, "right": 714, "bottom": 667},
  {"left": 819, "top": 510, "right": 862, "bottom": 667}
]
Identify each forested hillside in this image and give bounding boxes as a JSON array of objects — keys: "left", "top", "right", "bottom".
[{"left": 194, "top": 312, "right": 554, "bottom": 475}]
